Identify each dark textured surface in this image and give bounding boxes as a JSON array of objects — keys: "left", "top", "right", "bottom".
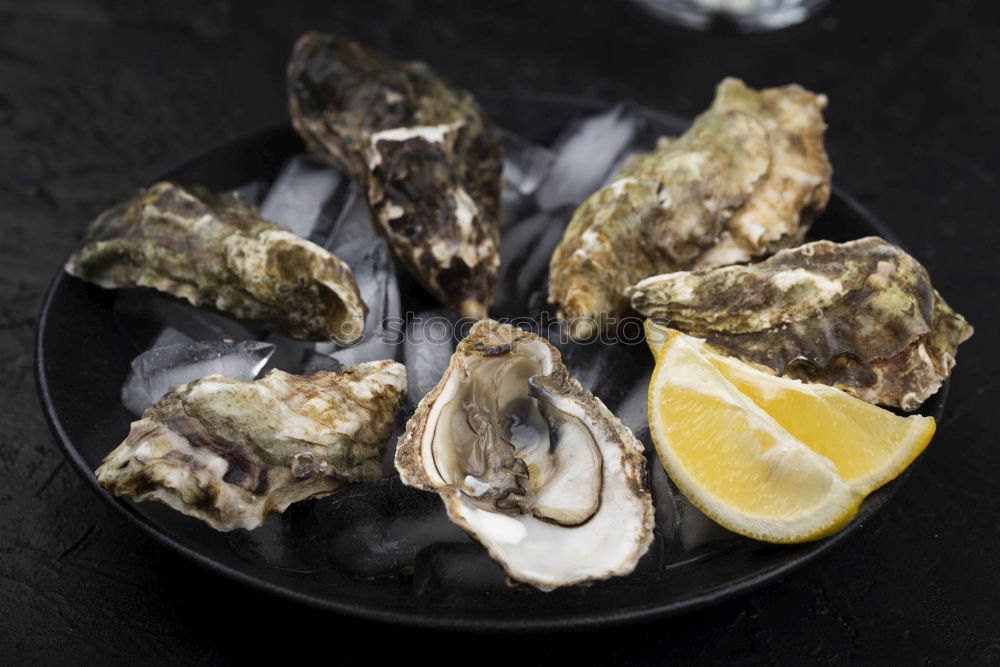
[{"left": 2, "top": 0, "right": 998, "bottom": 662}]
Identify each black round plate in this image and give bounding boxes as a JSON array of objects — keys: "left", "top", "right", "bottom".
[{"left": 36, "top": 93, "right": 945, "bottom": 631}]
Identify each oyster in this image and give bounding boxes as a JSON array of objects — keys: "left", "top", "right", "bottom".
[
  {"left": 65, "top": 182, "right": 367, "bottom": 343},
  {"left": 632, "top": 237, "right": 973, "bottom": 411},
  {"left": 549, "top": 77, "right": 831, "bottom": 339},
  {"left": 395, "top": 320, "right": 654, "bottom": 590},
  {"left": 96, "top": 361, "right": 406, "bottom": 531},
  {"left": 288, "top": 32, "right": 503, "bottom": 319}
]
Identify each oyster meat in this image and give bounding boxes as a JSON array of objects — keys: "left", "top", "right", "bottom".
[
  {"left": 632, "top": 237, "right": 973, "bottom": 411},
  {"left": 395, "top": 320, "right": 654, "bottom": 590},
  {"left": 549, "top": 77, "right": 832, "bottom": 339},
  {"left": 65, "top": 182, "right": 367, "bottom": 343},
  {"left": 288, "top": 32, "right": 503, "bottom": 319},
  {"left": 96, "top": 361, "right": 406, "bottom": 531}
]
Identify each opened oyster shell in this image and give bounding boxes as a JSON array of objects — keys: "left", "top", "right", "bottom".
[
  {"left": 395, "top": 320, "right": 654, "bottom": 590},
  {"left": 549, "top": 77, "right": 832, "bottom": 339},
  {"left": 632, "top": 237, "right": 973, "bottom": 411},
  {"left": 65, "top": 182, "right": 367, "bottom": 343},
  {"left": 288, "top": 32, "right": 502, "bottom": 319},
  {"left": 96, "top": 361, "right": 406, "bottom": 531}
]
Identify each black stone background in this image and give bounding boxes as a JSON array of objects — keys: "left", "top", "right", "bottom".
[{"left": 2, "top": 0, "right": 998, "bottom": 663}]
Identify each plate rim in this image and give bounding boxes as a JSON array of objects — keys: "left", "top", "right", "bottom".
[{"left": 34, "top": 93, "right": 945, "bottom": 631}]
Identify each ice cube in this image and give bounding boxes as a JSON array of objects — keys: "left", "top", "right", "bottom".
[
  {"left": 536, "top": 102, "right": 646, "bottom": 210},
  {"left": 501, "top": 187, "right": 528, "bottom": 227},
  {"left": 121, "top": 327, "right": 193, "bottom": 415},
  {"left": 614, "top": 372, "right": 653, "bottom": 435},
  {"left": 674, "top": 494, "right": 737, "bottom": 552},
  {"left": 223, "top": 512, "right": 316, "bottom": 575},
  {"left": 404, "top": 309, "right": 457, "bottom": 403},
  {"left": 647, "top": 450, "right": 680, "bottom": 537},
  {"left": 409, "top": 544, "right": 508, "bottom": 597},
  {"left": 124, "top": 340, "right": 275, "bottom": 415},
  {"left": 493, "top": 207, "right": 573, "bottom": 317},
  {"left": 259, "top": 154, "right": 344, "bottom": 242},
  {"left": 324, "top": 184, "right": 377, "bottom": 253},
  {"left": 497, "top": 128, "right": 555, "bottom": 197},
  {"left": 549, "top": 319, "right": 650, "bottom": 403},
  {"left": 311, "top": 477, "right": 470, "bottom": 579},
  {"left": 330, "top": 237, "right": 403, "bottom": 366},
  {"left": 644, "top": 442, "right": 738, "bottom": 558}
]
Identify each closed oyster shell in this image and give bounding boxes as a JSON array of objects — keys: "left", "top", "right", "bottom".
[
  {"left": 96, "top": 361, "right": 406, "bottom": 531},
  {"left": 65, "top": 182, "right": 367, "bottom": 343},
  {"left": 288, "top": 32, "right": 502, "bottom": 319},
  {"left": 549, "top": 77, "right": 831, "bottom": 339},
  {"left": 632, "top": 237, "right": 973, "bottom": 411},
  {"left": 395, "top": 320, "right": 654, "bottom": 590}
]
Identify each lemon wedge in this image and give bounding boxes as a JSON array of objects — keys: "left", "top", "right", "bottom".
[{"left": 646, "top": 324, "right": 936, "bottom": 543}]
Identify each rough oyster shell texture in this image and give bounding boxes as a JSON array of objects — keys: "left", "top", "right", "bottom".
[
  {"left": 395, "top": 320, "right": 655, "bottom": 590},
  {"left": 96, "top": 361, "right": 407, "bottom": 531},
  {"left": 288, "top": 32, "right": 503, "bottom": 319},
  {"left": 632, "top": 237, "right": 973, "bottom": 411},
  {"left": 64, "top": 181, "right": 367, "bottom": 343},
  {"left": 549, "top": 77, "right": 832, "bottom": 339}
]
